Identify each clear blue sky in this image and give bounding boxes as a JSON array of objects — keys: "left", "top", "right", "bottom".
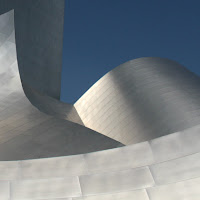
[{"left": 61, "top": 0, "right": 200, "bottom": 103}]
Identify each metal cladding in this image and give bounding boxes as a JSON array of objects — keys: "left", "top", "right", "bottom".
[
  {"left": 1, "top": 0, "right": 65, "bottom": 99},
  {"left": 75, "top": 57, "right": 200, "bottom": 144},
  {"left": 0, "top": 10, "right": 123, "bottom": 161},
  {"left": 0, "top": 2, "right": 200, "bottom": 200}
]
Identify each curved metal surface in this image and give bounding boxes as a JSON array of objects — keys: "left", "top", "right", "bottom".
[
  {"left": 0, "top": 2, "right": 200, "bottom": 200},
  {"left": 0, "top": 123, "right": 200, "bottom": 199},
  {"left": 14, "top": 0, "right": 65, "bottom": 99},
  {"left": 1, "top": 0, "right": 65, "bottom": 99},
  {"left": 3, "top": 1, "right": 200, "bottom": 146},
  {"left": 75, "top": 57, "right": 200, "bottom": 145},
  {"left": 0, "top": 10, "right": 123, "bottom": 161},
  {"left": 22, "top": 81, "right": 84, "bottom": 125}
]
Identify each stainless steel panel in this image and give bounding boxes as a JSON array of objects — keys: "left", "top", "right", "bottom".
[
  {"left": 84, "top": 141, "right": 154, "bottom": 173},
  {"left": 150, "top": 125, "right": 200, "bottom": 163},
  {"left": 1, "top": 3, "right": 200, "bottom": 200},
  {"left": 31, "top": 199, "right": 72, "bottom": 200},
  {"left": 0, "top": 0, "right": 14, "bottom": 15},
  {"left": 21, "top": 154, "right": 88, "bottom": 179},
  {"left": 75, "top": 58, "right": 200, "bottom": 145},
  {"left": 36, "top": 199, "right": 72, "bottom": 200},
  {"left": 0, "top": 9, "right": 122, "bottom": 161},
  {"left": 0, "top": 161, "right": 20, "bottom": 180},
  {"left": 11, "top": 177, "right": 81, "bottom": 199},
  {"left": 0, "top": 181, "right": 9, "bottom": 199},
  {"left": 147, "top": 177, "right": 200, "bottom": 200},
  {"left": 14, "top": 0, "right": 65, "bottom": 99},
  {"left": 150, "top": 152, "right": 200, "bottom": 185},
  {"left": 73, "top": 190, "right": 149, "bottom": 200},
  {"left": 79, "top": 167, "right": 154, "bottom": 196}
]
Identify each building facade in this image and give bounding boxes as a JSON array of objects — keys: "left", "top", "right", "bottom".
[{"left": 0, "top": 1, "right": 200, "bottom": 199}]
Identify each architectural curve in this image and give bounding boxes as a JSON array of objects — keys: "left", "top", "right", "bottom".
[
  {"left": 75, "top": 57, "right": 200, "bottom": 144},
  {"left": 0, "top": 10, "right": 123, "bottom": 161},
  {"left": 0, "top": 2, "right": 200, "bottom": 200}
]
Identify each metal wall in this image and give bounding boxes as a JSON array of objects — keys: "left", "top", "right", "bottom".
[
  {"left": 0, "top": 10, "right": 122, "bottom": 161},
  {"left": 0, "top": 2, "right": 200, "bottom": 200},
  {"left": 14, "top": 0, "right": 65, "bottom": 99},
  {"left": 75, "top": 57, "right": 200, "bottom": 145},
  {"left": 0, "top": 0, "right": 65, "bottom": 99},
  {"left": 0, "top": 124, "right": 199, "bottom": 199}
]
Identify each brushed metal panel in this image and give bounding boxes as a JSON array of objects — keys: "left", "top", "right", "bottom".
[
  {"left": 150, "top": 131, "right": 186, "bottom": 163},
  {"left": 39, "top": 199, "right": 72, "bottom": 200},
  {"left": 150, "top": 152, "right": 200, "bottom": 185},
  {"left": 25, "top": 199, "right": 72, "bottom": 200},
  {"left": 147, "top": 177, "right": 200, "bottom": 200},
  {"left": 34, "top": 199, "right": 72, "bottom": 200},
  {"left": 0, "top": 5, "right": 200, "bottom": 200},
  {"left": 0, "top": 161, "right": 20, "bottom": 180},
  {"left": 11, "top": 177, "right": 81, "bottom": 199},
  {"left": 0, "top": 0, "right": 14, "bottom": 15},
  {"left": 14, "top": 0, "right": 65, "bottom": 99},
  {"left": 0, "top": 8, "right": 13, "bottom": 35},
  {"left": 180, "top": 124, "right": 200, "bottom": 156},
  {"left": 0, "top": 117, "right": 122, "bottom": 161},
  {"left": 79, "top": 167, "right": 154, "bottom": 196},
  {"left": 84, "top": 141, "right": 154, "bottom": 173},
  {"left": 0, "top": 9, "right": 122, "bottom": 160},
  {"left": 73, "top": 190, "right": 149, "bottom": 200},
  {"left": 0, "top": 181, "right": 9, "bottom": 199},
  {"left": 21, "top": 154, "right": 88, "bottom": 179},
  {"left": 22, "top": 82, "right": 84, "bottom": 125},
  {"left": 75, "top": 57, "right": 200, "bottom": 145},
  {"left": 150, "top": 125, "right": 200, "bottom": 163}
]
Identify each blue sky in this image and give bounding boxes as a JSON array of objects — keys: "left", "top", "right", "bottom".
[{"left": 61, "top": 0, "right": 200, "bottom": 103}]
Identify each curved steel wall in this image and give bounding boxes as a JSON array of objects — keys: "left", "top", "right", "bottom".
[
  {"left": 75, "top": 57, "right": 200, "bottom": 145},
  {"left": 0, "top": 123, "right": 200, "bottom": 199},
  {"left": 0, "top": 2, "right": 200, "bottom": 200},
  {"left": 0, "top": 10, "right": 122, "bottom": 161},
  {"left": 0, "top": 0, "right": 66, "bottom": 99},
  {"left": 14, "top": 0, "right": 65, "bottom": 99}
]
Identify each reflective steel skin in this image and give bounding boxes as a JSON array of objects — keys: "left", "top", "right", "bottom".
[
  {"left": 75, "top": 57, "right": 200, "bottom": 144},
  {"left": 0, "top": 1, "right": 200, "bottom": 200},
  {"left": 0, "top": 10, "right": 122, "bottom": 161}
]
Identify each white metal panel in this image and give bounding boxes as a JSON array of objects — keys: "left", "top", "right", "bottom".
[
  {"left": 150, "top": 125, "right": 200, "bottom": 163},
  {"left": 0, "top": 161, "right": 20, "bottom": 180},
  {"left": 150, "top": 152, "right": 200, "bottom": 185},
  {"left": 11, "top": 177, "right": 82, "bottom": 199},
  {"left": 84, "top": 141, "right": 153, "bottom": 174},
  {"left": 21, "top": 154, "right": 88, "bottom": 179},
  {"left": 79, "top": 167, "right": 154, "bottom": 196},
  {"left": 73, "top": 190, "right": 149, "bottom": 200},
  {"left": 147, "top": 177, "right": 200, "bottom": 200},
  {"left": 0, "top": 181, "right": 10, "bottom": 199}
]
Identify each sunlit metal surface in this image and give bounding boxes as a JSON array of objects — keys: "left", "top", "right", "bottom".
[
  {"left": 0, "top": 124, "right": 199, "bottom": 199},
  {"left": 0, "top": 1, "right": 200, "bottom": 200},
  {"left": 0, "top": 10, "right": 122, "bottom": 161},
  {"left": 75, "top": 57, "right": 200, "bottom": 145}
]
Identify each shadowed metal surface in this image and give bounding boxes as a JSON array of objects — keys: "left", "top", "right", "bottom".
[
  {"left": 0, "top": 10, "right": 123, "bottom": 161},
  {"left": 0, "top": 1, "right": 200, "bottom": 200},
  {"left": 0, "top": 123, "right": 199, "bottom": 199},
  {"left": 75, "top": 57, "right": 200, "bottom": 144},
  {"left": 14, "top": 0, "right": 64, "bottom": 99},
  {"left": 1, "top": 0, "right": 65, "bottom": 99},
  {"left": 22, "top": 81, "right": 84, "bottom": 125}
]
